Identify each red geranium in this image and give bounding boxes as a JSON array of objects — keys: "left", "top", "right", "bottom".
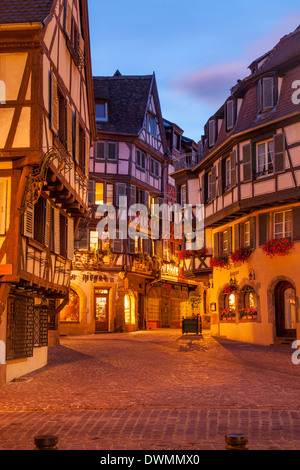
[
  {"left": 210, "top": 255, "right": 229, "bottom": 269},
  {"left": 262, "top": 238, "right": 294, "bottom": 257},
  {"left": 230, "top": 247, "right": 252, "bottom": 265},
  {"left": 179, "top": 247, "right": 208, "bottom": 260}
]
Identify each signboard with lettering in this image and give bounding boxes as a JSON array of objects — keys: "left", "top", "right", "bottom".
[{"left": 160, "top": 264, "right": 179, "bottom": 281}]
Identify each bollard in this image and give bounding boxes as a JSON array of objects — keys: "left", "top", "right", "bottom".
[
  {"left": 225, "top": 434, "right": 248, "bottom": 450},
  {"left": 34, "top": 435, "right": 58, "bottom": 450}
]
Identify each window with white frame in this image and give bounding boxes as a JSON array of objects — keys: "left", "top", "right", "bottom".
[
  {"left": 256, "top": 140, "right": 274, "bottom": 175},
  {"left": 274, "top": 210, "right": 292, "bottom": 239},
  {"left": 150, "top": 158, "right": 159, "bottom": 178},
  {"left": 244, "top": 221, "right": 250, "bottom": 247},
  {"left": 257, "top": 76, "right": 277, "bottom": 113}
]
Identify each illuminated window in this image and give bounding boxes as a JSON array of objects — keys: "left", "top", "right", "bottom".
[
  {"left": 106, "top": 184, "right": 114, "bottom": 204},
  {"left": 89, "top": 231, "right": 99, "bottom": 250},
  {"left": 125, "top": 291, "right": 136, "bottom": 325},
  {"left": 60, "top": 289, "right": 80, "bottom": 323},
  {"left": 244, "top": 221, "right": 250, "bottom": 247},
  {"left": 95, "top": 183, "right": 104, "bottom": 205}
]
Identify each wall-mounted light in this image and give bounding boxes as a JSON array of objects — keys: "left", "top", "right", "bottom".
[{"left": 249, "top": 269, "right": 255, "bottom": 281}]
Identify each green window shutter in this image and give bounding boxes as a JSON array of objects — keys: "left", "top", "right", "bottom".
[{"left": 242, "top": 144, "right": 252, "bottom": 182}]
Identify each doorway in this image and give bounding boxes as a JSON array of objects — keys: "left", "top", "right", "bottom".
[
  {"left": 95, "top": 289, "right": 109, "bottom": 332},
  {"left": 275, "top": 281, "right": 296, "bottom": 338}
]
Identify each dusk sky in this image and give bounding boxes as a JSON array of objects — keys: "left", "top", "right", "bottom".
[{"left": 88, "top": 0, "right": 300, "bottom": 143}]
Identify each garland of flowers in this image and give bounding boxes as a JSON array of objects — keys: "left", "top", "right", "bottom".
[
  {"left": 210, "top": 254, "right": 229, "bottom": 269},
  {"left": 179, "top": 247, "right": 208, "bottom": 260},
  {"left": 261, "top": 238, "right": 294, "bottom": 257},
  {"left": 230, "top": 247, "right": 252, "bottom": 265}
]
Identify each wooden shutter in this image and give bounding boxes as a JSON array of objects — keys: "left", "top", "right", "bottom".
[
  {"left": 292, "top": 207, "right": 300, "bottom": 241},
  {"left": 218, "top": 161, "right": 223, "bottom": 196},
  {"left": 67, "top": 218, "right": 74, "bottom": 260},
  {"left": 234, "top": 223, "right": 240, "bottom": 251},
  {"left": 273, "top": 133, "right": 285, "bottom": 174},
  {"left": 67, "top": 102, "right": 73, "bottom": 155},
  {"left": 263, "top": 77, "right": 274, "bottom": 109},
  {"left": 200, "top": 174, "right": 205, "bottom": 204},
  {"left": 211, "top": 166, "right": 217, "bottom": 199},
  {"left": 258, "top": 213, "right": 269, "bottom": 246},
  {"left": 53, "top": 208, "right": 60, "bottom": 255},
  {"left": 128, "top": 184, "right": 136, "bottom": 206},
  {"left": 227, "top": 226, "right": 232, "bottom": 254},
  {"left": 50, "top": 71, "right": 59, "bottom": 135},
  {"left": 128, "top": 237, "right": 135, "bottom": 254},
  {"left": 242, "top": 144, "right": 252, "bottom": 182},
  {"left": 0, "top": 180, "right": 7, "bottom": 235},
  {"left": 44, "top": 199, "right": 51, "bottom": 247},
  {"left": 208, "top": 119, "right": 216, "bottom": 147},
  {"left": 88, "top": 180, "right": 95, "bottom": 205},
  {"left": 230, "top": 150, "right": 236, "bottom": 188},
  {"left": 249, "top": 216, "right": 256, "bottom": 249},
  {"left": 75, "top": 113, "right": 80, "bottom": 165},
  {"left": 257, "top": 79, "right": 262, "bottom": 113},
  {"left": 214, "top": 232, "right": 219, "bottom": 256},
  {"left": 23, "top": 189, "right": 34, "bottom": 238},
  {"left": 115, "top": 183, "right": 127, "bottom": 206}
]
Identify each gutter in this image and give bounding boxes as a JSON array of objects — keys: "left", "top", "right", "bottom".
[{"left": 0, "top": 23, "right": 43, "bottom": 31}]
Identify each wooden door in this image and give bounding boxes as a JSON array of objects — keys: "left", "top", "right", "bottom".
[
  {"left": 95, "top": 289, "right": 109, "bottom": 332},
  {"left": 275, "top": 281, "right": 296, "bottom": 338}
]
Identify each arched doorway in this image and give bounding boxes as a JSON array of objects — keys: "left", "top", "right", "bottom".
[{"left": 275, "top": 281, "right": 296, "bottom": 338}]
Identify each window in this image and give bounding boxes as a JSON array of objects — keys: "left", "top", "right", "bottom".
[
  {"left": 181, "top": 184, "right": 186, "bottom": 206},
  {"left": 244, "top": 221, "right": 250, "bottom": 248},
  {"left": 60, "top": 289, "right": 80, "bottom": 323},
  {"left": 208, "top": 119, "right": 216, "bottom": 147},
  {"left": 58, "top": 89, "right": 67, "bottom": 146},
  {"left": 95, "top": 142, "right": 105, "bottom": 160},
  {"left": 150, "top": 158, "right": 159, "bottom": 178},
  {"left": 79, "top": 124, "right": 86, "bottom": 172},
  {"left": 226, "top": 100, "right": 235, "bottom": 130},
  {"left": 225, "top": 158, "right": 231, "bottom": 188},
  {"left": 173, "top": 132, "right": 181, "bottom": 151},
  {"left": 107, "top": 142, "right": 117, "bottom": 160},
  {"left": 146, "top": 114, "right": 157, "bottom": 137},
  {"left": 136, "top": 150, "right": 146, "bottom": 170},
  {"left": 223, "top": 230, "right": 228, "bottom": 255},
  {"left": 256, "top": 140, "right": 274, "bottom": 175},
  {"left": 95, "top": 183, "right": 104, "bottom": 205},
  {"left": 96, "top": 102, "right": 108, "bottom": 122},
  {"left": 125, "top": 291, "right": 136, "bottom": 325},
  {"left": 89, "top": 230, "right": 99, "bottom": 250},
  {"left": 106, "top": 184, "right": 114, "bottom": 204},
  {"left": 274, "top": 210, "right": 292, "bottom": 239},
  {"left": 257, "top": 76, "right": 277, "bottom": 113}
]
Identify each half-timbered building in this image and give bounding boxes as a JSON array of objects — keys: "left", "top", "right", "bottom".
[
  {"left": 0, "top": 0, "right": 95, "bottom": 383},
  {"left": 63, "top": 72, "right": 200, "bottom": 335},
  {"left": 172, "top": 25, "right": 300, "bottom": 345}
]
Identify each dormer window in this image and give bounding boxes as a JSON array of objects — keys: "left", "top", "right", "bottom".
[
  {"left": 226, "top": 100, "right": 235, "bottom": 131},
  {"left": 208, "top": 119, "right": 217, "bottom": 147},
  {"left": 96, "top": 102, "right": 108, "bottom": 122},
  {"left": 257, "top": 76, "right": 278, "bottom": 113}
]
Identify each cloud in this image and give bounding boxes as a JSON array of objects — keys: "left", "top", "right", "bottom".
[{"left": 173, "top": 62, "right": 248, "bottom": 106}]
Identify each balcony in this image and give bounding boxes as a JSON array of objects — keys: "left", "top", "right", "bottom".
[
  {"left": 182, "top": 254, "right": 213, "bottom": 279},
  {"left": 173, "top": 153, "right": 200, "bottom": 172}
]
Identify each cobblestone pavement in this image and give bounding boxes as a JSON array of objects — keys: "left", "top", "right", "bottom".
[{"left": 1, "top": 330, "right": 300, "bottom": 450}]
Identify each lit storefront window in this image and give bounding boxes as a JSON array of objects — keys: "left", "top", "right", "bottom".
[
  {"left": 125, "top": 292, "right": 136, "bottom": 325},
  {"left": 60, "top": 289, "right": 80, "bottom": 323}
]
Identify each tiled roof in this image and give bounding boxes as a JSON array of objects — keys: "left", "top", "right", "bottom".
[
  {"left": 0, "top": 0, "right": 54, "bottom": 25},
  {"left": 199, "top": 26, "right": 300, "bottom": 163},
  {"left": 93, "top": 74, "right": 153, "bottom": 135}
]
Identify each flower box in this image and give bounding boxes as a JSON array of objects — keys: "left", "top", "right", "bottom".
[
  {"left": 210, "top": 255, "right": 229, "bottom": 269},
  {"left": 179, "top": 248, "right": 208, "bottom": 260},
  {"left": 261, "top": 238, "right": 294, "bottom": 257},
  {"left": 230, "top": 247, "right": 252, "bottom": 265}
]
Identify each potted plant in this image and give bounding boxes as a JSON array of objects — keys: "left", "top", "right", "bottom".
[
  {"left": 220, "top": 308, "right": 236, "bottom": 321},
  {"left": 224, "top": 280, "right": 238, "bottom": 294}
]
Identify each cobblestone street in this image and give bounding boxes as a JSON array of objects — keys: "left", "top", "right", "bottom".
[{"left": 1, "top": 329, "right": 300, "bottom": 450}]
